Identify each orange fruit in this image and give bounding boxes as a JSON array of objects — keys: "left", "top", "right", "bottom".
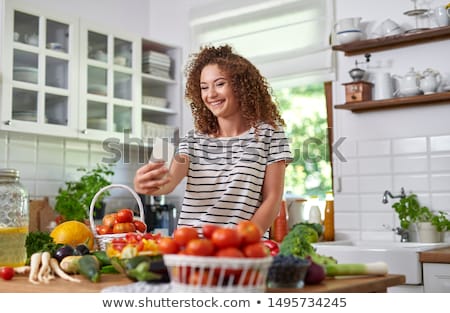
[{"left": 50, "top": 220, "right": 95, "bottom": 250}]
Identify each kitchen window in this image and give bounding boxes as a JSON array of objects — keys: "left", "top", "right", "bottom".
[{"left": 190, "top": 0, "right": 335, "bottom": 199}]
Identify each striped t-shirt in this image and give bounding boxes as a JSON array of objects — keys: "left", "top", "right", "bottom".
[{"left": 176, "top": 123, "right": 293, "bottom": 233}]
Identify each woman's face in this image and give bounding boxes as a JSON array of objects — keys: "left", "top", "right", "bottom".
[{"left": 200, "top": 64, "right": 240, "bottom": 119}]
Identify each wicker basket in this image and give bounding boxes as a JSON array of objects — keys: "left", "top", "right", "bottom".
[
  {"left": 89, "top": 184, "right": 145, "bottom": 250},
  {"left": 163, "top": 254, "right": 273, "bottom": 292}
]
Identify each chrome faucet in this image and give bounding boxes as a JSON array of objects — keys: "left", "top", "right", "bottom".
[
  {"left": 382, "top": 187, "right": 406, "bottom": 204},
  {"left": 393, "top": 227, "right": 409, "bottom": 242}
]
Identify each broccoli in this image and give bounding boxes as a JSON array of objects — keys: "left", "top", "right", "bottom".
[{"left": 279, "top": 223, "right": 337, "bottom": 266}]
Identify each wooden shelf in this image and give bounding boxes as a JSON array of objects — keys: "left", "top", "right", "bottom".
[
  {"left": 332, "top": 26, "right": 450, "bottom": 56},
  {"left": 334, "top": 91, "right": 450, "bottom": 112}
]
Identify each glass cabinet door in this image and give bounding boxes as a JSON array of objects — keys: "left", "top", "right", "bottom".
[
  {"left": 2, "top": 2, "right": 78, "bottom": 136},
  {"left": 80, "top": 23, "right": 139, "bottom": 139}
]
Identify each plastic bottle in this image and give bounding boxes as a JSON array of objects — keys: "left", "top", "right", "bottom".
[
  {"left": 271, "top": 200, "right": 288, "bottom": 242},
  {"left": 323, "top": 192, "right": 335, "bottom": 241},
  {"left": 308, "top": 195, "right": 322, "bottom": 224},
  {"left": 0, "top": 169, "right": 29, "bottom": 267}
]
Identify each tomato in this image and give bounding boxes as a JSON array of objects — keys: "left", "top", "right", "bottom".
[
  {"left": 0, "top": 267, "right": 14, "bottom": 280},
  {"left": 242, "top": 242, "right": 270, "bottom": 258},
  {"left": 211, "top": 227, "right": 242, "bottom": 249},
  {"left": 113, "top": 222, "right": 136, "bottom": 234},
  {"left": 157, "top": 237, "right": 180, "bottom": 254},
  {"left": 236, "top": 221, "right": 262, "bottom": 245},
  {"left": 188, "top": 269, "right": 218, "bottom": 286},
  {"left": 96, "top": 224, "right": 112, "bottom": 235},
  {"left": 125, "top": 232, "right": 142, "bottom": 243},
  {"left": 173, "top": 227, "right": 199, "bottom": 247},
  {"left": 185, "top": 238, "right": 215, "bottom": 256},
  {"left": 214, "top": 247, "right": 245, "bottom": 279},
  {"left": 133, "top": 220, "right": 147, "bottom": 233},
  {"left": 116, "top": 208, "right": 134, "bottom": 223},
  {"left": 241, "top": 270, "right": 262, "bottom": 286},
  {"left": 214, "top": 247, "right": 244, "bottom": 258},
  {"left": 102, "top": 213, "right": 117, "bottom": 228},
  {"left": 202, "top": 224, "right": 220, "bottom": 239}
]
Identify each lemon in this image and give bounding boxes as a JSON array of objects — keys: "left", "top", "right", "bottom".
[{"left": 50, "top": 220, "right": 95, "bottom": 250}]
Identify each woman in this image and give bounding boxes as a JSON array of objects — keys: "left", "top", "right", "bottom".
[{"left": 134, "top": 44, "right": 292, "bottom": 235}]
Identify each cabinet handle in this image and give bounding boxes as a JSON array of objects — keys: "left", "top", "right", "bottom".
[
  {"left": 81, "top": 129, "right": 88, "bottom": 134},
  {"left": 4, "top": 120, "right": 11, "bottom": 126}
]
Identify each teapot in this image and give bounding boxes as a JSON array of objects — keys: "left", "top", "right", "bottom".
[
  {"left": 393, "top": 67, "right": 421, "bottom": 97},
  {"left": 420, "top": 68, "right": 441, "bottom": 94}
]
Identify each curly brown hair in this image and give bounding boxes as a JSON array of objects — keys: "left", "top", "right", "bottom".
[{"left": 184, "top": 44, "right": 285, "bottom": 136}]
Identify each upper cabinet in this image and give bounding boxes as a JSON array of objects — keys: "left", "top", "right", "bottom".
[
  {"left": 1, "top": 0, "right": 181, "bottom": 143},
  {"left": 78, "top": 21, "right": 141, "bottom": 141},
  {"left": 1, "top": 1, "right": 80, "bottom": 137}
]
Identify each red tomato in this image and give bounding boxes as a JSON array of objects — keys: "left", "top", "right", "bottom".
[
  {"left": 116, "top": 208, "right": 134, "bottom": 223},
  {"left": 96, "top": 224, "right": 112, "bottom": 235},
  {"left": 102, "top": 213, "right": 117, "bottom": 228},
  {"left": 113, "top": 222, "right": 136, "bottom": 234},
  {"left": 242, "top": 242, "right": 270, "bottom": 258},
  {"left": 158, "top": 237, "right": 180, "bottom": 254},
  {"left": 236, "top": 221, "right": 262, "bottom": 245},
  {"left": 133, "top": 220, "right": 147, "bottom": 233},
  {"left": 211, "top": 227, "right": 242, "bottom": 249},
  {"left": 214, "top": 247, "right": 245, "bottom": 258},
  {"left": 125, "top": 232, "right": 142, "bottom": 243},
  {"left": 173, "top": 227, "right": 199, "bottom": 247},
  {"left": 0, "top": 267, "right": 14, "bottom": 280},
  {"left": 241, "top": 270, "right": 262, "bottom": 286},
  {"left": 185, "top": 238, "right": 215, "bottom": 256},
  {"left": 188, "top": 269, "right": 218, "bottom": 286},
  {"left": 202, "top": 224, "right": 220, "bottom": 239}
]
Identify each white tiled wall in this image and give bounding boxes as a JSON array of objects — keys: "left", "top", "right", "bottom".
[
  {"left": 334, "top": 134, "right": 450, "bottom": 242},
  {"left": 0, "top": 130, "right": 181, "bottom": 219}
]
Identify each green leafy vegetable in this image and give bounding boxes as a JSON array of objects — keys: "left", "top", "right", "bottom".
[
  {"left": 279, "top": 223, "right": 336, "bottom": 266},
  {"left": 25, "top": 231, "right": 62, "bottom": 264}
]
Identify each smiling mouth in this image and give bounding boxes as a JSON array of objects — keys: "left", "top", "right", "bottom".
[{"left": 209, "top": 100, "right": 224, "bottom": 107}]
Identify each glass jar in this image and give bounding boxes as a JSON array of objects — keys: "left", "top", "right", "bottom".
[{"left": 0, "top": 169, "right": 29, "bottom": 267}]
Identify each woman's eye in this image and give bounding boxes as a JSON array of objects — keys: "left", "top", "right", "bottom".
[
  {"left": 216, "top": 81, "right": 225, "bottom": 87},
  {"left": 200, "top": 86, "right": 208, "bottom": 90}
]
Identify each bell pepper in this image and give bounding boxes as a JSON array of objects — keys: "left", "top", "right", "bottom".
[{"left": 263, "top": 239, "right": 280, "bottom": 256}]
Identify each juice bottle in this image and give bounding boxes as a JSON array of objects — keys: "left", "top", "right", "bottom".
[
  {"left": 0, "top": 169, "right": 29, "bottom": 267},
  {"left": 323, "top": 192, "right": 335, "bottom": 241}
]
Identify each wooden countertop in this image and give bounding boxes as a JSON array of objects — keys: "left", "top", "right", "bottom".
[
  {"left": 0, "top": 273, "right": 405, "bottom": 293},
  {"left": 420, "top": 247, "right": 450, "bottom": 263}
]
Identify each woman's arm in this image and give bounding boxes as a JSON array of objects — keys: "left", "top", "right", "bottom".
[
  {"left": 134, "top": 154, "right": 189, "bottom": 196},
  {"left": 250, "top": 160, "right": 287, "bottom": 233}
]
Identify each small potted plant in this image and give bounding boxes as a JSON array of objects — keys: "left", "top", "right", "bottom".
[
  {"left": 392, "top": 193, "right": 449, "bottom": 242},
  {"left": 392, "top": 193, "right": 437, "bottom": 242},
  {"left": 55, "top": 163, "right": 114, "bottom": 222},
  {"left": 431, "top": 211, "right": 450, "bottom": 242}
]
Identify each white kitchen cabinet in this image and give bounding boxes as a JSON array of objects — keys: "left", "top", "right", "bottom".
[
  {"left": 1, "top": 0, "right": 181, "bottom": 143},
  {"left": 78, "top": 21, "right": 141, "bottom": 141},
  {"left": 423, "top": 263, "right": 450, "bottom": 292},
  {"left": 1, "top": 0, "right": 79, "bottom": 137}
]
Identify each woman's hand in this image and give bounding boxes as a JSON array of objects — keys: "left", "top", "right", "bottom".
[{"left": 133, "top": 161, "right": 170, "bottom": 195}]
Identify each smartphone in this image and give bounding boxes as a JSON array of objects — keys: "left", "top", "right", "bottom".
[{"left": 150, "top": 137, "right": 175, "bottom": 167}]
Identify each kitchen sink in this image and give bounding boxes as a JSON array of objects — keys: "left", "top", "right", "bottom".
[{"left": 312, "top": 240, "right": 450, "bottom": 285}]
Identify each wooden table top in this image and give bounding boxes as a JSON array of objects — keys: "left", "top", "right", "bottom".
[{"left": 0, "top": 273, "right": 405, "bottom": 293}]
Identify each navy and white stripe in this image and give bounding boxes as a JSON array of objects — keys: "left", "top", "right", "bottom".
[{"left": 176, "top": 123, "right": 293, "bottom": 232}]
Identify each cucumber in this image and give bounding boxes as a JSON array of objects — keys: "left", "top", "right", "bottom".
[{"left": 78, "top": 254, "right": 101, "bottom": 282}]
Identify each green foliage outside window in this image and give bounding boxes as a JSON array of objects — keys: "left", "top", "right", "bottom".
[{"left": 274, "top": 84, "right": 332, "bottom": 199}]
